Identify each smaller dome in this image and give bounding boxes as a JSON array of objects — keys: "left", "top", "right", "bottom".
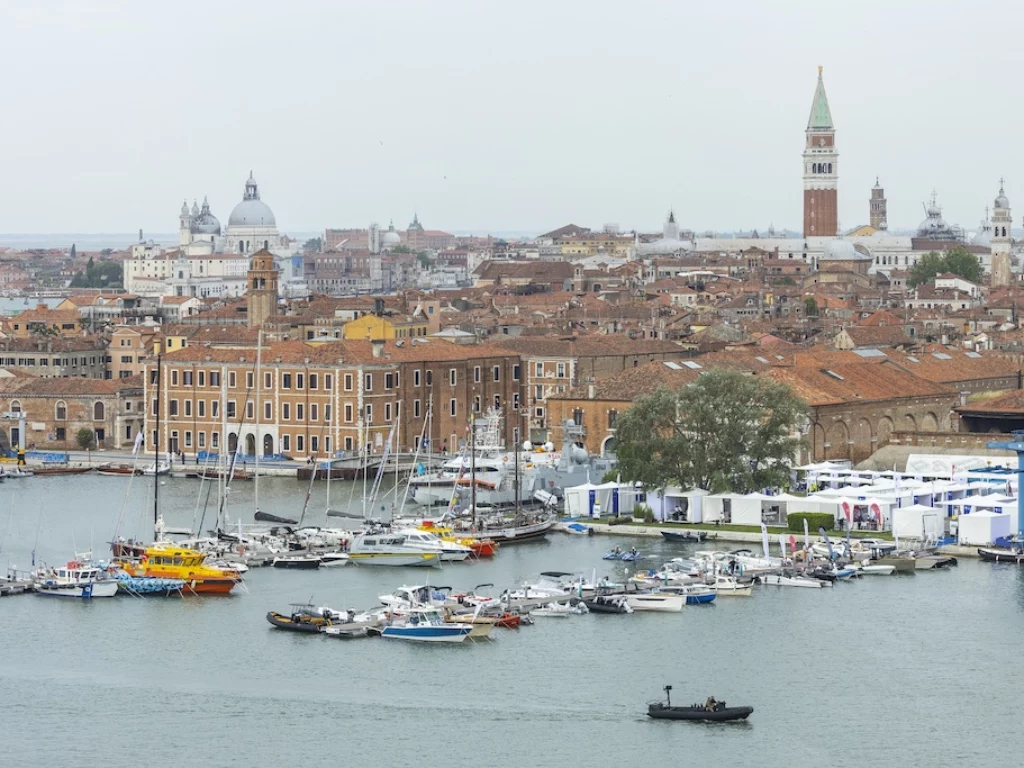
[
  {"left": 972, "top": 227, "right": 992, "bottom": 247},
  {"left": 382, "top": 231, "right": 401, "bottom": 245},
  {"left": 190, "top": 200, "right": 200, "bottom": 217},
  {"left": 180, "top": 199, "right": 189, "bottom": 216},
  {"left": 995, "top": 186, "right": 1010, "bottom": 210}
]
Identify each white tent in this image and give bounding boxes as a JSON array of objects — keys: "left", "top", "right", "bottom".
[
  {"left": 891, "top": 504, "right": 944, "bottom": 540},
  {"left": 957, "top": 510, "right": 1012, "bottom": 546},
  {"left": 731, "top": 493, "right": 770, "bottom": 526},
  {"left": 645, "top": 487, "right": 709, "bottom": 522},
  {"left": 703, "top": 493, "right": 745, "bottom": 523},
  {"left": 564, "top": 482, "right": 599, "bottom": 518}
]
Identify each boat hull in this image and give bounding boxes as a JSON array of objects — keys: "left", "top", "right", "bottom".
[
  {"left": 978, "top": 548, "right": 1024, "bottom": 564},
  {"left": 874, "top": 557, "right": 916, "bottom": 573},
  {"left": 349, "top": 553, "right": 440, "bottom": 567},
  {"left": 266, "top": 612, "right": 324, "bottom": 633},
  {"left": 35, "top": 581, "right": 119, "bottom": 598},
  {"left": 272, "top": 557, "right": 322, "bottom": 570},
  {"left": 380, "top": 625, "right": 471, "bottom": 643},
  {"left": 661, "top": 531, "right": 707, "bottom": 543},
  {"left": 647, "top": 704, "right": 753, "bottom": 722},
  {"left": 626, "top": 594, "right": 684, "bottom": 612}
]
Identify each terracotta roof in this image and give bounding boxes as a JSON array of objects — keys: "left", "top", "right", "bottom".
[
  {"left": 763, "top": 364, "right": 953, "bottom": 407},
  {"left": 842, "top": 325, "right": 913, "bottom": 347},
  {"left": 857, "top": 310, "right": 905, "bottom": 327},
  {"left": 955, "top": 389, "right": 1024, "bottom": 415},
  {"left": 0, "top": 376, "right": 122, "bottom": 397},
  {"left": 551, "top": 360, "right": 703, "bottom": 402},
  {"left": 494, "top": 335, "right": 683, "bottom": 358},
  {"left": 884, "top": 349, "right": 1021, "bottom": 384}
]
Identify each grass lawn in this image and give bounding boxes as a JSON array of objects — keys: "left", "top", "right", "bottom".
[{"left": 584, "top": 518, "right": 894, "bottom": 540}]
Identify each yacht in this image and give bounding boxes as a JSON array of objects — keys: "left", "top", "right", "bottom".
[
  {"left": 395, "top": 528, "right": 471, "bottom": 562},
  {"left": 379, "top": 607, "right": 473, "bottom": 643},
  {"left": 379, "top": 585, "right": 451, "bottom": 611},
  {"left": 348, "top": 531, "right": 440, "bottom": 567}
]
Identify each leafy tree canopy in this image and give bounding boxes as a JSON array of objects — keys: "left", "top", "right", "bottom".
[
  {"left": 908, "top": 247, "right": 982, "bottom": 287},
  {"left": 614, "top": 369, "right": 806, "bottom": 493},
  {"left": 70, "top": 259, "right": 122, "bottom": 289}
]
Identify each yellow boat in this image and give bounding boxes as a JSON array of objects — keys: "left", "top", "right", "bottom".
[
  {"left": 418, "top": 523, "right": 499, "bottom": 557},
  {"left": 119, "top": 543, "right": 241, "bottom": 594}
]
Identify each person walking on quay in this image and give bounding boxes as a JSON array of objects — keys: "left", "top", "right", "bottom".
[{"left": 17, "top": 447, "right": 25, "bottom": 466}]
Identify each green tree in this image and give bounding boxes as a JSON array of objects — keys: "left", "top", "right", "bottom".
[
  {"left": 908, "top": 251, "right": 944, "bottom": 287},
  {"left": 70, "top": 243, "right": 77, "bottom": 259},
  {"left": 803, "top": 296, "right": 818, "bottom": 317},
  {"left": 941, "top": 245, "right": 983, "bottom": 284},
  {"left": 614, "top": 369, "right": 806, "bottom": 493},
  {"left": 76, "top": 428, "right": 94, "bottom": 450},
  {"left": 303, "top": 237, "right": 322, "bottom": 252}
]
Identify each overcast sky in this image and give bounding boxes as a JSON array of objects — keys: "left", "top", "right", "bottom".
[{"left": 1, "top": 0, "right": 1020, "bottom": 238}]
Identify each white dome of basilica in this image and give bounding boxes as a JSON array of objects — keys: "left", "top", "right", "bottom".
[{"left": 228, "top": 173, "right": 276, "bottom": 227}]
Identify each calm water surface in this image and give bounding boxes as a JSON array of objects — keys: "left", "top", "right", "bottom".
[{"left": 0, "top": 475, "right": 1020, "bottom": 767}]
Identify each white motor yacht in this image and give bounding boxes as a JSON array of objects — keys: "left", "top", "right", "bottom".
[
  {"left": 34, "top": 560, "right": 119, "bottom": 598},
  {"left": 760, "top": 571, "right": 830, "bottom": 588},
  {"left": 395, "top": 528, "right": 471, "bottom": 562},
  {"left": 379, "top": 585, "right": 452, "bottom": 611},
  {"left": 348, "top": 532, "right": 440, "bottom": 567},
  {"left": 625, "top": 592, "right": 685, "bottom": 612}
]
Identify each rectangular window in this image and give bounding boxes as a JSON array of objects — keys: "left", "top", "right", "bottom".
[
  {"left": 283, "top": 403, "right": 291, "bottom": 420},
  {"left": 493, "top": 394, "right": 501, "bottom": 410},
  {"left": 171, "top": 370, "right": 179, "bottom": 386},
  {"left": 56, "top": 427, "right": 66, "bottom": 442},
  {"left": 385, "top": 402, "right": 392, "bottom": 422},
  {"left": 325, "top": 374, "right": 332, "bottom": 391},
  {"left": 449, "top": 369, "right": 457, "bottom": 386},
  {"left": 414, "top": 369, "right": 421, "bottom": 387},
  {"left": 296, "top": 403, "right": 305, "bottom": 421},
  {"left": 227, "top": 401, "right": 236, "bottom": 418},
  {"left": 493, "top": 366, "right": 501, "bottom": 382},
  {"left": 310, "top": 403, "right": 318, "bottom": 422},
  {"left": 246, "top": 402, "right": 254, "bottom": 419},
  {"left": 473, "top": 396, "right": 480, "bottom": 413},
  {"left": 385, "top": 373, "right": 393, "bottom": 390},
  {"left": 535, "top": 362, "right": 543, "bottom": 377},
  {"left": 296, "top": 373, "right": 305, "bottom": 390},
  {"left": 557, "top": 362, "right": 566, "bottom": 377},
  {"left": 344, "top": 436, "right": 353, "bottom": 451},
  {"left": 324, "top": 404, "right": 332, "bottom": 422},
  {"left": 210, "top": 371, "right": 221, "bottom": 386},
  {"left": 345, "top": 403, "right": 353, "bottom": 422},
  {"left": 474, "top": 366, "right": 481, "bottom": 383},
  {"left": 296, "top": 435, "right": 305, "bottom": 453},
  {"left": 282, "top": 373, "right": 292, "bottom": 389},
  {"left": 246, "top": 372, "right": 254, "bottom": 390},
  {"left": 608, "top": 409, "right": 618, "bottom": 428},
  {"left": 169, "top": 399, "right": 179, "bottom": 416},
  {"left": 228, "top": 371, "right": 236, "bottom": 388},
  {"left": 309, "top": 373, "right": 318, "bottom": 390},
  {"left": 198, "top": 371, "right": 205, "bottom": 387},
  {"left": 450, "top": 399, "right": 456, "bottom": 417},
  {"left": 513, "top": 392, "right": 520, "bottom": 409},
  {"left": 198, "top": 431, "right": 206, "bottom": 448},
  {"left": 344, "top": 373, "right": 353, "bottom": 391},
  {"left": 151, "top": 398, "right": 158, "bottom": 416},
  {"left": 184, "top": 400, "right": 192, "bottom": 417},
  {"left": 364, "top": 373, "right": 372, "bottom": 392},
  {"left": 426, "top": 370, "right": 433, "bottom": 386},
  {"left": 311, "top": 435, "right": 319, "bottom": 453},
  {"left": 282, "top": 435, "right": 290, "bottom": 452},
  {"left": 264, "top": 402, "right": 272, "bottom": 420},
  {"left": 183, "top": 370, "right": 193, "bottom": 386},
  {"left": 184, "top": 431, "right": 193, "bottom": 448},
  {"left": 365, "top": 404, "right": 373, "bottom": 423},
  {"left": 325, "top": 436, "right": 331, "bottom": 454},
  {"left": 535, "top": 385, "right": 543, "bottom": 400},
  {"left": 212, "top": 400, "right": 219, "bottom": 418},
  {"left": 212, "top": 432, "right": 219, "bottom": 448},
  {"left": 413, "top": 400, "right": 421, "bottom": 418},
  {"left": 264, "top": 372, "right": 272, "bottom": 390},
  {"left": 394, "top": 372, "right": 399, "bottom": 389},
  {"left": 513, "top": 364, "right": 520, "bottom": 381}
]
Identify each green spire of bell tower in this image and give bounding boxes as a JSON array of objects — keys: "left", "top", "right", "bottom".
[{"left": 807, "top": 65, "right": 833, "bottom": 131}]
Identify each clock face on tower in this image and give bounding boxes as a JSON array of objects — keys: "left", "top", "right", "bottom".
[{"left": 818, "top": 138, "right": 825, "bottom": 146}]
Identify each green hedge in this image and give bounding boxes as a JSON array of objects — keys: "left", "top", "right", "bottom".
[{"left": 787, "top": 512, "right": 834, "bottom": 534}]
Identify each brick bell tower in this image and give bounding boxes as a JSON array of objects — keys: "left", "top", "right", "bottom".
[
  {"left": 247, "top": 248, "right": 279, "bottom": 328},
  {"left": 803, "top": 66, "right": 838, "bottom": 237}
]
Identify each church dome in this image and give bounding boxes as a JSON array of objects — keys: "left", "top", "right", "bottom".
[
  {"left": 192, "top": 197, "right": 221, "bottom": 235},
  {"left": 382, "top": 230, "right": 401, "bottom": 246},
  {"left": 228, "top": 172, "right": 276, "bottom": 228},
  {"left": 972, "top": 227, "right": 992, "bottom": 247},
  {"left": 822, "top": 239, "right": 860, "bottom": 260}
]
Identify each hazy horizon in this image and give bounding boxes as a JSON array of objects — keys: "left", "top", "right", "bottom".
[{"left": 1, "top": 0, "right": 1020, "bottom": 237}]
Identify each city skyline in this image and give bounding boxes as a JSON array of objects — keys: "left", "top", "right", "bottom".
[{"left": 0, "top": 0, "right": 1020, "bottom": 235}]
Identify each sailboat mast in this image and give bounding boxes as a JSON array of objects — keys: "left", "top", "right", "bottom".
[
  {"left": 514, "top": 408, "right": 520, "bottom": 520},
  {"left": 470, "top": 415, "right": 477, "bottom": 527},
  {"left": 254, "top": 329, "right": 262, "bottom": 513},
  {"left": 154, "top": 353, "right": 161, "bottom": 529}
]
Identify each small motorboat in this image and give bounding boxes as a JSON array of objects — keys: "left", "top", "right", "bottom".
[
  {"left": 271, "top": 554, "right": 322, "bottom": 570},
  {"left": 603, "top": 548, "right": 625, "bottom": 560},
  {"left": 1, "top": 467, "right": 34, "bottom": 478},
  {"left": 661, "top": 530, "right": 708, "bottom": 543},
  {"left": 563, "top": 522, "right": 592, "bottom": 535},
  {"left": 625, "top": 592, "right": 684, "bottom": 613},
  {"left": 620, "top": 549, "right": 642, "bottom": 562},
  {"left": 380, "top": 607, "right": 473, "bottom": 643},
  {"left": 320, "top": 552, "right": 350, "bottom": 567},
  {"left": 760, "top": 570, "right": 829, "bottom": 588},
  {"left": 647, "top": 685, "right": 753, "bottom": 723},
  {"left": 34, "top": 560, "right": 119, "bottom": 599},
  {"left": 656, "top": 583, "right": 716, "bottom": 605},
  {"left": 267, "top": 604, "right": 349, "bottom": 632},
  {"left": 583, "top": 594, "right": 633, "bottom": 614},
  {"left": 531, "top": 601, "right": 589, "bottom": 618},
  {"left": 711, "top": 574, "right": 753, "bottom": 596},
  {"left": 324, "top": 625, "right": 370, "bottom": 639},
  {"left": 859, "top": 564, "right": 896, "bottom": 575},
  {"left": 978, "top": 547, "right": 1024, "bottom": 564},
  {"left": 96, "top": 465, "right": 140, "bottom": 477}
]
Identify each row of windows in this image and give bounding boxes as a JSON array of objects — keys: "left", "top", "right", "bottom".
[
  {"left": 9, "top": 400, "right": 107, "bottom": 420},
  {"left": 0, "top": 356, "right": 100, "bottom": 367}
]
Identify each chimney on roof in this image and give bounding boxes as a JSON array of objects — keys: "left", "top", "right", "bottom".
[
  {"left": 588, "top": 384, "right": 596, "bottom": 400},
  {"left": 371, "top": 339, "right": 385, "bottom": 358},
  {"left": 374, "top": 297, "right": 384, "bottom": 316}
]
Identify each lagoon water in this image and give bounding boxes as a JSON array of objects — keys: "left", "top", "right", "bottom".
[{"left": 1, "top": 474, "right": 1020, "bottom": 767}]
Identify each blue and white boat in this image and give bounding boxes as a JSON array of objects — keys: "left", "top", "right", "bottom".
[
  {"left": 380, "top": 607, "right": 473, "bottom": 643},
  {"left": 658, "top": 583, "right": 717, "bottom": 605}
]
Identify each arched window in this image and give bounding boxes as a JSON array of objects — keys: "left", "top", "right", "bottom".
[
  {"left": 263, "top": 240, "right": 269, "bottom": 250},
  {"left": 55, "top": 401, "right": 67, "bottom": 421},
  {"left": 10, "top": 400, "right": 21, "bottom": 414},
  {"left": 827, "top": 163, "right": 832, "bottom": 174},
  {"left": 239, "top": 240, "right": 245, "bottom": 253},
  {"left": 93, "top": 401, "right": 105, "bottom": 421}
]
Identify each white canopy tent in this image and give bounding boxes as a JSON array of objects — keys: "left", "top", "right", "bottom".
[
  {"left": 957, "top": 510, "right": 1012, "bottom": 546},
  {"left": 891, "top": 504, "right": 944, "bottom": 541},
  {"left": 645, "top": 487, "right": 710, "bottom": 523}
]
